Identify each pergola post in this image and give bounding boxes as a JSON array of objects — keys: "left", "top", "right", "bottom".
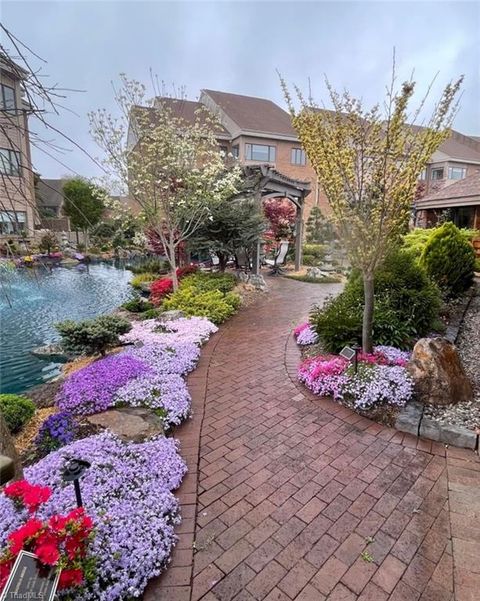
[{"left": 294, "top": 202, "right": 304, "bottom": 271}]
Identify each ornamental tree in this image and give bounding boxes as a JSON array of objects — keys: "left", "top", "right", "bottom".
[
  {"left": 281, "top": 70, "right": 462, "bottom": 351},
  {"left": 62, "top": 178, "right": 105, "bottom": 248},
  {"left": 89, "top": 76, "right": 241, "bottom": 289},
  {"left": 190, "top": 196, "right": 265, "bottom": 271}
]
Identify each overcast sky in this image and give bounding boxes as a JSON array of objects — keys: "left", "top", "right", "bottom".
[{"left": 3, "top": 0, "right": 479, "bottom": 180}]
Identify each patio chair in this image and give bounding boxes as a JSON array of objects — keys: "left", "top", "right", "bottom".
[{"left": 264, "top": 241, "right": 289, "bottom": 275}]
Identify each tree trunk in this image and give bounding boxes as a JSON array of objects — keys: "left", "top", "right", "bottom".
[
  {"left": 76, "top": 230, "right": 79, "bottom": 246},
  {"left": 218, "top": 253, "right": 228, "bottom": 272},
  {"left": 0, "top": 411, "right": 23, "bottom": 481},
  {"left": 362, "top": 272, "right": 375, "bottom": 353},
  {"left": 169, "top": 243, "right": 179, "bottom": 290}
]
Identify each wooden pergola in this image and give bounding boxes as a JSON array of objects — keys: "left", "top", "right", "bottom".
[{"left": 237, "top": 165, "right": 312, "bottom": 273}]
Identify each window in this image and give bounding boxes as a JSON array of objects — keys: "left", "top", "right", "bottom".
[
  {"left": 0, "top": 211, "right": 26, "bottom": 235},
  {"left": 0, "top": 148, "right": 21, "bottom": 176},
  {"left": 0, "top": 84, "right": 16, "bottom": 112},
  {"left": 245, "top": 143, "right": 276, "bottom": 162},
  {"left": 448, "top": 166, "right": 467, "bottom": 180},
  {"left": 419, "top": 169, "right": 427, "bottom": 181},
  {"left": 232, "top": 145, "right": 239, "bottom": 159},
  {"left": 431, "top": 167, "right": 444, "bottom": 181},
  {"left": 291, "top": 148, "right": 306, "bottom": 165},
  {"left": 219, "top": 145, "right": 228, "bottom": 155}
]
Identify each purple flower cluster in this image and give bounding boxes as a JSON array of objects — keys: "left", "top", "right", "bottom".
[
  {"left": 121, "top": 317, "right": 217, "bottom": 347},
  {"left": 295, "top": 324, "right": 319, "bottom": 346},
  {"left": 57, "top": 354, "right": 150, "bottom": 416},
  {"left": 374, "top": 345, "right": 411, "bottom": 366},
  {"left": 0, "top": 432, "right": 187, "bottom": 600},
  {"left": 127, "top": 341, "right": 200, "bottom": 376},
  {"left": 114, "top": 372, "right": 191, "bottom": 427},
  {"left": 35, "top": 411, "right": 77, "bottom": 455},
  {"left": 343, "top": 364, "right": 414, "bottom": 409}
]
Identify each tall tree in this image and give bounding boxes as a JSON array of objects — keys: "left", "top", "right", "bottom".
[
  {"left": 281, "top": 70, "right": 462, "bottom": 352},
  {"left": 62, "top": 178, "right": 104, "bottom": 247},
  {"left": 305, "top": 205, "right": 335, "bottom": 244},
  {"left": 89, "top": 77, "right": 241, "bottom": 289},
  {"left": 190, "top": 196, "right": 265, "bottom": 271}
]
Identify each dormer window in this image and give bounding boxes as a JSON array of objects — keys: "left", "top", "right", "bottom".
[
  {"left": 431, "top": 167, "right": 444, "bottom": 181},
  {"left": 448, "top": 166, "right": 466, "bottom": 180}
]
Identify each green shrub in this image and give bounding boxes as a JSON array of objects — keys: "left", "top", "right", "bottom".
[
  {"left": 420, "top": 222, "right": 475, "bottom": 297},
  {"left": 163, "top": 287, "right": 240, "bottom": 324},
  {"left": 182, "top": 272, "right": 237, "bottom": 294},
  {"left": 474, "top": 258, "right": 480, "bottom": 273},
  {"left": 404, "top": 225, "right": 479, "bottom": 259},
  {"left": 121, "top": 297, "right": 154, "bottom": 313},
  {"left": 0, "top": 394, "right": 35, "bottom": 433},
  {"left": 311, "top": 248, "right": 441, "bottom": 352},
  {"left": 302, "top": 254, "right": 316, "bottom": 266},
  {"left": 302, "top": 244, "right": 326, "bottom": 260},
  {"left": 131, "top": 273, "right": 157, "bottom": 289},
  {"left": 139, "top": 308, "right": 162, "bottom": 320},
  {"left": 56, "top": 315, "right": 132, "bottom": 356},
  {"left": 129, "top": 258, "right": 168, "bottom": 275}
]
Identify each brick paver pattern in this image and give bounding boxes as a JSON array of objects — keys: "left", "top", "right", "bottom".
[{"left": 145, "top": 277, "right": 480, "bottom": 601}]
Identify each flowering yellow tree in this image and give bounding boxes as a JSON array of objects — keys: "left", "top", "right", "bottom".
[
  {"left": 281, "top": 72, "right": 462, "bottom": 351},
  {"left": 89, "top": 76, "right": 241, "bottom": 289}
]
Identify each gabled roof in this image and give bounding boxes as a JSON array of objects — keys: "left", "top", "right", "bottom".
[
  {"left": 36, "top": 178, "right": 65, "bottom": 208},
  {"left": 151, "top": 97, "right": 230, "bottom": 137},
  {"left": 202, "top": 89, "right": 297, "bottom": 138},
  {"left": 417, "top": 170, "right": 480, "bottom": 209}
]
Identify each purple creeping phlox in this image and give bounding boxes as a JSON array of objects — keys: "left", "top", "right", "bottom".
[
  {"left": 0, "top": 432, "right": 187, "bottom": 600},
  {"left": 56, "top": 354, "right": 150, "bottom": 416}
]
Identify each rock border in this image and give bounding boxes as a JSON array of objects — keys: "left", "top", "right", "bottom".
[
  {"left": 395, "top": 401, "right": 478, "bottom": 450},
  {"left": 444, "top": 285, "right": 476, "bottom": 343}
]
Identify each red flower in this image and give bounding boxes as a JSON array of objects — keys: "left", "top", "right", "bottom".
[
  {"left": 8, "top": 518, "right": 44, "bottom": 554},
  {"left": 58, "top": 568, "right": 84, "bottom": 590},
  {"left": 22, "top": 485, "right": 51, "bottom": 513},
  {"left": 3, "top": 480, "right": 29, "bottom": 500},
  {"left": 35, "top": 543, "right": 60, "bottom": 566},
  {"left": 48, "top": 514, "right": 69, "bottom": 533}
]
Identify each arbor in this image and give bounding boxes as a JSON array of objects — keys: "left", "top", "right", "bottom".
[
  {"left": 63, "top": 178, "right": 104, "bottom": 247},
  {"left": 282, "top": 71, "right": 462, "bottom": 351},
  {"left": 89, "top": 77, "right": 241, "bottom": 289},
  {"left": 190, "top": 197, "right": 265, "bottom": 271}
]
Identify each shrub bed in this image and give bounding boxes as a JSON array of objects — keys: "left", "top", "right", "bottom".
[{"left": 0, "top": 394, "right": 35, "bottom": 433}]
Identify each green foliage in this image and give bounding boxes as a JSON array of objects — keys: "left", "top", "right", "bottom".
[
  {"left": 0, "top": 394, "right": 35, "bottom": 434},
  {"left": 404, "top": 225, "right": 479, "bottom": 259},
  {"left": 63, "top": 178, "right": 105, "bottom": 233},
  {"left": 131, "top": 273, "right": 157, "bottom": 289},
  {"left": 302, "top": 244, "right": 326, "bottom": 259},
  {"left": 311, "top": 249, "right": 441, "bottom": 352},
  {"left": 121, "top": 297, "right": 154, "bottom": 313},
  {"left": 138, "top": 308, "right": 162, "bottom": 320},
  {"left": 474, "top": 258, "right": 480, "bottom": 273},
  {"left": 128, "top": 258, "right": 168, "bottom": 275},
  {"left": 302, "top": 255, "right": 316, "bottom": 266},
  {"left": 420, "top": 222, "right": 475, "bottom": 297},
  {"left": 190, "top": 197, "right": 265, "bottom": 271},
  {"left": 162, "top": 272, "right": 239, "bottom": 324},
  {"left": 56, "top": 315, "right": 131, "bottom": 356},
  {"left": 285, "top": 274, "right": 342, "bottom": 284},
  {"left": 305, "top": 206, "right": 335, "bottom": 244}
]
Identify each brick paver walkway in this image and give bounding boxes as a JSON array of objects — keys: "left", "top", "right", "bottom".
[{"left": 146, "top": 276, "right": 480, "bottom": 601}]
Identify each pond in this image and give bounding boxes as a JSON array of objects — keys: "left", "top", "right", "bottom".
[{"left": 0, "top": 262, "right": 134, "bottom": 394}]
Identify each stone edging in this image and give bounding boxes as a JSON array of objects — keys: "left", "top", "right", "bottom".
[
  {"left": 395, "top": 401, "right": 479, "bottom": 451},
  {"left": 444, "top": 285, "right": 476, "bottom": 343}
]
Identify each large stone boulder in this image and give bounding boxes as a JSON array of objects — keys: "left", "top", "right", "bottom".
[
  {"left": 407, "top": 338, "right": 473, "bottom": 406},
  {"left": 86, "top": 407, "right": 164, "bottom": 442}
]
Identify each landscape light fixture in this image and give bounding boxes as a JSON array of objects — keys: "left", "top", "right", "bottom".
[{"left": 62, "top": 459, "right": 91, "bottom": 508}]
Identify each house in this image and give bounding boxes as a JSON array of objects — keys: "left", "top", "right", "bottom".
[
  {"left": 0, "top": 55, "right": 37, "bottom": 240},
  {"left": 130, "top": 89, "right": 480, "bottom": 239},
  {"left": 35, "top": 178, "right": 71, "bottom": 233}
]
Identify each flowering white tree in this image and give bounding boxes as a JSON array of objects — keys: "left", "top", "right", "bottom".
[{"left": 89, "top": 76, "right": 241, "bottom": 288}]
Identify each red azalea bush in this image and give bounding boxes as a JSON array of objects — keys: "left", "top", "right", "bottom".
[
  {"left": 176, "top": 265, "right": 197, "bottom": 279},
  {"left": 150, "top": 265, "right": 198, "bottom": 306},
  {"left": 0, "top": 480, "right": 94, "bottom": 593}
]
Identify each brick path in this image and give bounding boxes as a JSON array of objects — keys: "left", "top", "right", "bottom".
[{"left": 145, "top": 276, "right": 480, "bottom": 601}]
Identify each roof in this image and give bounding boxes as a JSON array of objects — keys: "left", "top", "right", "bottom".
[
  {"left": 202, "top": 89, "right": 297, "bottom": 138},
  {"left": 36, "top": 178, "right": 65, "bottom": 208},
  {"left": 151, "top": 97, "right": 230, "bottom": 137},
  {"left": 438, "top": 133, "right": 480, "bottom": 163},
  {"left": 417, "top": 170, "right": 480, "bottom": 209}
]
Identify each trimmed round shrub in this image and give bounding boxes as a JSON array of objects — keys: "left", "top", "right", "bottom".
[
  {"left": 311, "top": 248, "right": 441, "bottom": 352},
  {"left": 56, "top": 315, "right": 131, "bottom": 356},
  {"left": 131, "top": 273, "right": 157, "bottom": 289},
  {"left": 420, "top": 222, "right": 475, "bottom": 297},
  {"left": 0, "top": 394, "right": 35, "bottom": 433},
  {"left": 163, "top": 288, "right": 239, "bottom": 324},
  {"left": 302, "top": 254, "right": 317, "bottom": 266},
  {"left": 302, "top": 244, "right": 325, "bottom": 260}
]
